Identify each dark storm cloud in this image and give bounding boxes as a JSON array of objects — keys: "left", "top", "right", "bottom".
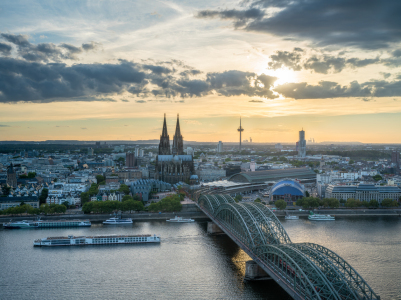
[
  {"left": 268, "top": 49, "right": 380, "bottom": 74},
  {"left": 0, "top": 43, "right": 12, "bottom": 55},
  {"left": 0, "top": 55, "right": 278, "bottom": 102},
  {"left": 274, "top": 79, "right": 401, "bottom": 99},
  {"left": 0, "top": 58, "right": 146, "bottom": 102},
  {"left": 197, "top": 0, "right": 401, "bottom": 49},
  {"left": 0, "top": 33, "right": 101, "bottom": 62}
]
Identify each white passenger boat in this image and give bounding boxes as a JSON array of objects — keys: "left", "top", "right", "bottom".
[
  {"left": 308, "top": 211, "right": 335, "bottom": 221},
  {"left": 3, "top": 220, "right": 37, "bottom": 229},
  {"left": 34, "top": 234, "right": 160, "bottom": 247},
  {"left": 103, "top": 217, "right": 133, "bottom": 225},
  {"left": 166, "top": 216, "right": 195, "bottom": 223},
  {"left": 285, "top": 214, "right": 299, "bottom": 220}
]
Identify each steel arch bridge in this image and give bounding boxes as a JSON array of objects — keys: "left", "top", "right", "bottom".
[{"left": 197, "top": 194, "right": 379, "bottom": 300}]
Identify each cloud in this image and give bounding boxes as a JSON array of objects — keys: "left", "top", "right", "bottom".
[
  {"left": 268, "top": 49, "right": 380, "bottom": 74},
  {"left": 81, "top": 127, "right": 87, "bottom": 130},
  {"left": 249, "top": 100, "right": 263, "bottom": 103},
  {"left": 274, "top": 79, "right": 401, "bottom": 99},
  {"left": 0, "top": 33, "right": 101, "bottom": 62},
  {"left": 55, "top": 125, "right": 69, "bottom": 127},
  {"left": 82, "top": 41, "right": 101, "bottom": 51},
  {"left": 121, "top": 99, "right": 129, "bottom": 102},
  {"left": 184, "top": 120, "right": 201, "bottom": 125},
  {"left": 0, "top": 43, "right": 12, "bottom": 56},
  {"left": 380, "top": 72, "right": 391, "bottom": 79},
  {"left": 197, "top": 0, "right": 401, "bottom": 49},
  {"left": 135, "top": 100, "right": 146, "bottom": 103},
  {"left": 268, "top": 49, "right": 303, "bottom": 71},
  {"left": 0, "top": 124, "right": 10, "bottom": 127},
  {"left": 0, "top": 58, "right": 146, "bottom": 102}
]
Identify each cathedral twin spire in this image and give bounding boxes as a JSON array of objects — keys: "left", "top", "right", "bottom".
[{"left": 158, "top": 114, "right": 184, "bottom": 155}]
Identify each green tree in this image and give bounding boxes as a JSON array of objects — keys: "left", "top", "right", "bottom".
[
  {"left": 372, "top": 175, "right": 383, "bottom": 181},
  {"left": 39, "top": 188, "right": 48, "bottom": 205},
  {"left": 82, "top": 202, "right": 93, "bottom": 214},
  {"left": 225, "top": 158, "right": 231, "bottom": 162},
  {"left": 118, "top": 184, "right": 130, "bottom": 195},
  {"left": 296, "top": 197, "right": 320, "bottom": 209},
  {"left": 80, "top": 192, "right": 90, "bottom": 205},
  {"left": 61, "top": 201, "right": 70, "bottom": 208},
  {"left": 88, "top": 183, "right": 99, "bottom": 195},
  {"left": 349, "top": 159, "right": 355, "bottom": 164},
  {"left": 381, "top": 198, "right": 399, "bottom": 207},
  {"left": 275, "top": 200, "right": 287, "bottom": 210},
  {"left": 305, "top": 191, "right": 310, "bottom": 197},
  {"left": 369, "top": 199, "right": 379, "bottom": 208},
  {"left": 40, "top": 204, "right": 50, "bottom": 215},
  {"left": 27, "top": 172, "right": 36, "bottom": 178},
  {"left": 234, "top": 194, "right": 242, "bottom": 203},
  {"left": 2, "top": 185, "right": 11, "bottom": 196},
  {"left": 96, "top": 175, "right": 105, "bottom": 184},
  {"left": 345, "top": 198, "right": 362, "bottom": 208},
  {"left": 254, "top": 198, "right": 261, "bottom": 203},
  {"left": 122, "top": 195, "right": 133, "bottom": 202}
]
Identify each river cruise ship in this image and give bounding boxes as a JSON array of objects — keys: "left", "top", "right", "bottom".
[
  {"left": 166, "top": 216, "right": 195, "bottom": 223},
  {"left": 103, "top": 217, "right": 133, "bottom": 225},
  {"left": 33, "top": 234, "right": 160, "bottom": 247},
  {"left": 308, "top": 211, "right": 335, "bottom": 221},
  {"left": 3, "top": 219, "right": 91, "bottom": 229}
]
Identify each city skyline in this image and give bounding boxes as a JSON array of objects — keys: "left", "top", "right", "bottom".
[{"left": 1, "top": 1, "right": 401, "bottom": 142}]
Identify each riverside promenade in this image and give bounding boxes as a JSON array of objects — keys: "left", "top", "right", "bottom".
[{"left": 2, "top": 205, "right": 401, "bottom": 224}]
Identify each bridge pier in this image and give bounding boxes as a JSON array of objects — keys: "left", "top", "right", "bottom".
[
  {"left": 244, "top": 260, "right": 271, "bottom": 281},
  {"left": 207, "top": 222, "right": 224, "bottom": 234}
]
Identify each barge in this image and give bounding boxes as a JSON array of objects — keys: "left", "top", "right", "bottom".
[{"left": 34, "top": 234, "right": 160, "bottom": 247}]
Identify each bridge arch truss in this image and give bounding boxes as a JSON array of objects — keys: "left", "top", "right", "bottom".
[{"left": 197, "top": 194, "right": 379, "bottom": 300}]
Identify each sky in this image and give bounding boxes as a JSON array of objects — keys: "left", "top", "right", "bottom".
[{"left": 1, "top": 0, "right": 401, "bottom": 143}]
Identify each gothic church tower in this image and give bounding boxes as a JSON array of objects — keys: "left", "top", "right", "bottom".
[
  {"left": 172, "top": 114, "right": 184, "bottom": 155},
  {"left": 158, "top": 113, "right": 171, "bottom": 155}
]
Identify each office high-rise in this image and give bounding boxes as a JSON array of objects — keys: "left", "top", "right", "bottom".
[{"left": 298, "top": 129, "right": 306, "bottom": 158}]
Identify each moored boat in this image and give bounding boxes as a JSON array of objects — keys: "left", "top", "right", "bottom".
[
  {"left": 34, "top": 234, "right": 160, "bottom": 247},
  {"left": 308, "top": 211, "right": 335, "bottom": 221},
  {"left": 103, "top": 217, "right": 133, "bottom": 225},
  {"left": 3, "top": 220, "right": 38, "bottom": 229},
  {"left": 166, "top": 216, "right": 195, "bottom": 223},
  {"left": 3, "top": 219, "right": 91, "bottom": 229},
  {"left": 285, "top": 214, "right": 299, "bottom": 220}
]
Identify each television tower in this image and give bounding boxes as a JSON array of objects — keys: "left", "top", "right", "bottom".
[{"left": 237, "top": 117, "right": 244, "bottom": 152}]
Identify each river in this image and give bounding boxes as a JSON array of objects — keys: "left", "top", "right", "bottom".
[{"left": 0, "top": 216, "right": 400, "bottom": 300}]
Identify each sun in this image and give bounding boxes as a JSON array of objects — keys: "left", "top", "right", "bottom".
[{"left": 264, "top": 67, "right": 298, "bottom": 86}]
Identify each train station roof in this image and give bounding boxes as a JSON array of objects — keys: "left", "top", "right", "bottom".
[{"left": 228, "top": 168, "right": 316, "bottom": 184}]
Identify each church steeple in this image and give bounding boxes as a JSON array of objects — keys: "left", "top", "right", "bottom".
[
  {"left": 172, "top": 114, "right": 184, "bottom": 155},
  {"left": 158, "top": 113, "right": 171, "bottom": 155}
]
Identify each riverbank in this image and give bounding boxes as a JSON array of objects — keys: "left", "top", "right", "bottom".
[{"left": 0, "top": 211, "right": 209, "bottom": 223}]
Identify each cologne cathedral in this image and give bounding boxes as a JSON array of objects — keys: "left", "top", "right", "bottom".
[{"left": 155, "top": 114, "right": 194, "bottom": 184}]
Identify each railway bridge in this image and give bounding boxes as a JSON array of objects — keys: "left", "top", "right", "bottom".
[{"left": 197, "top": 194, "right": 380, "bottom": 300}]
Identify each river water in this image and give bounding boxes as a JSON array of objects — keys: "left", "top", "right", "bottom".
[{"left": 0, "top": 216, "right": 400, "bottom": 300}]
